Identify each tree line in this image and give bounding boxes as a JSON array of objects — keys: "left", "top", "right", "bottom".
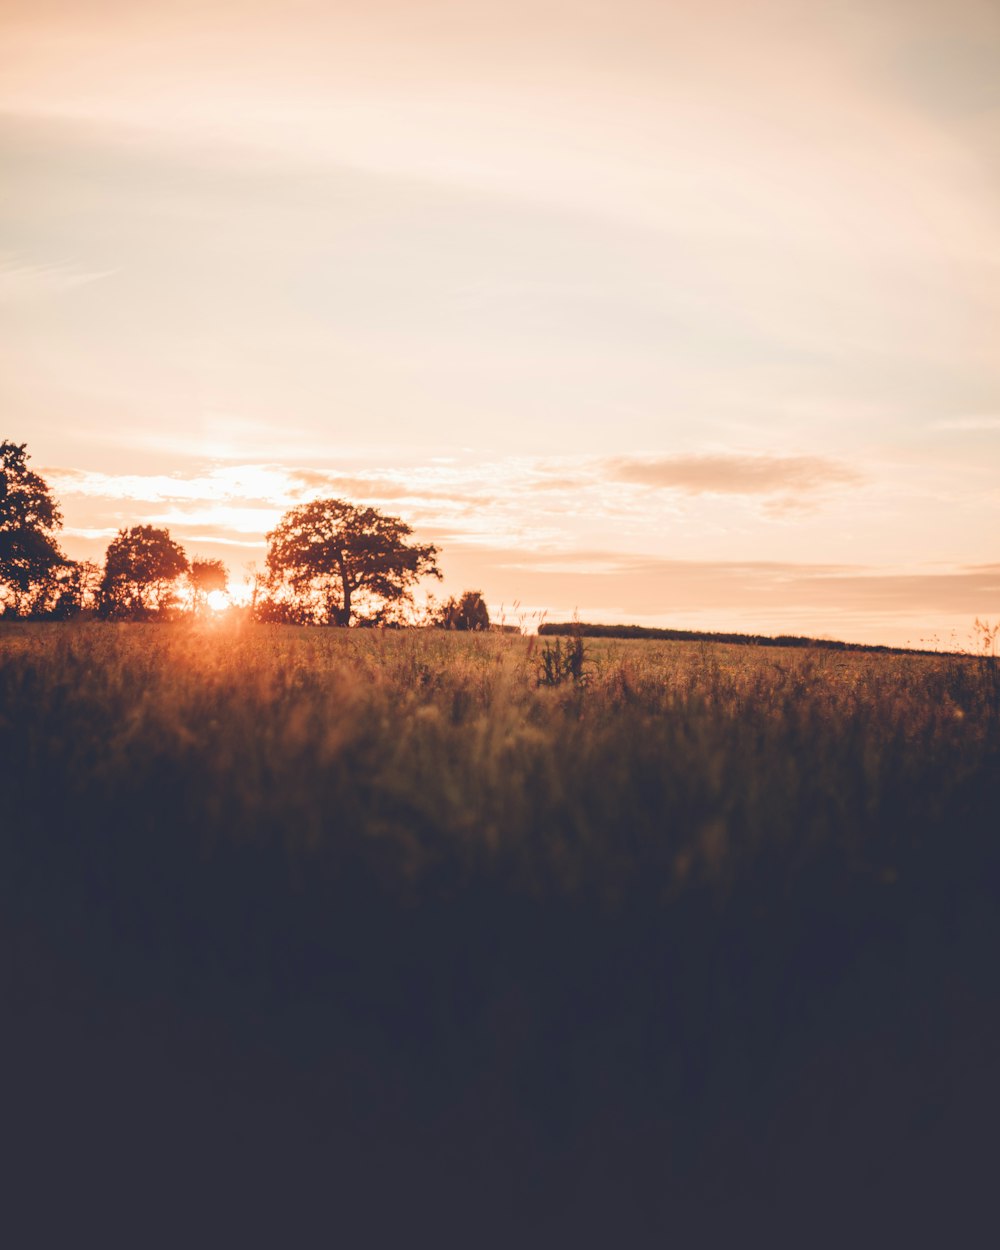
[
  {"left": 0, "top": 440, "right": 490, "bottom": 629},
  {"left": 538, "top": 620, "right": 926, "bottom": 655}
]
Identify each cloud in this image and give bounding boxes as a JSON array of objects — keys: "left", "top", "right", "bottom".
[
  {"left": 606, "top": 453, "right": 861, "bottom": 497},
  {"left": 0, "top": 252, "right": 116, "bottom": 300},
  {"left": 62, "top": 526, "right": 119, "bottom": 541},
  {"left": 286, "top": 469, "right": 415, "bottom": 499},
  {"left": 286, "top": 469, "right": 490, "bottom": 506},
  {"left": 530, "top": 476, "right": 586, "bottom": 492},
  {"left": 46, "top": 465, "right": 287, "bottom": 506},
  {"left": 930, "top": 416, "right": 1000, "bottom": 432},
  {"left": 436, "top": 542, "right": 1000, "bottom": 623}
]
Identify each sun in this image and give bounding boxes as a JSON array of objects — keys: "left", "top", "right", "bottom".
[{"left": 207, "top": 589, "right": 230, "bottom": 612}]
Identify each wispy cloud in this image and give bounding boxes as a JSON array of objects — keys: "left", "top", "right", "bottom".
[
  {"left": 48, "top": 462, "right": 499, "bottom": 512},
  {"left": 606, "top": 453, "right": 860, "bottom": 497},
  {"left": 287, "top": 469, "right": 495, "bottom": 507},
  {"left": 930, "top": 416, "right": 1000, "bottom": 432},
  {"left": 0, "top": 252, "right": 116, "bottom": 300},
  {"left": 437, "top": 542, "right": 1000, "bottom": 623},
  {"left": 47, "top": 465, "right": 292, "bottom": 507}
]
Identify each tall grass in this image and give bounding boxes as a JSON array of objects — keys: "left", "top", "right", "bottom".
[{"left": 2, "top": 622, "right": 998, "bottom": 1240}]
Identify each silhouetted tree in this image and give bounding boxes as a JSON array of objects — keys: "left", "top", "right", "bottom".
[
  {"left": 189, "top": 558, "right": 228, "bottom": 613},
  {"left": 75, "top": 561, "right": 104, "bottom": 613},
  {"left": 435, "top": 590, "right": 490, "bottom": 631},
  {"left": 99, "top": 525, "right": 189, "bottom": 619},
  {"left": 20, "top": 558, "right": 102, "bottom": 620},
  {"left": 44, "top": 560, "right": 102, "bottom": 619},
  {"left": 0, "top": 439, "right": 70, "bottom": 616},
  {"left": 263, "top": 499, "right": 441, "bottom": 626}
]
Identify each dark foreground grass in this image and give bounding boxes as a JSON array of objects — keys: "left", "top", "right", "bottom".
[{"left": 2, "top": 622, "right": 999, "bottom": 1245}]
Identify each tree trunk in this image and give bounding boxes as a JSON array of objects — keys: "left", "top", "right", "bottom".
[{"left": 336, "top": 553, "right": 351, "bottom": 626}]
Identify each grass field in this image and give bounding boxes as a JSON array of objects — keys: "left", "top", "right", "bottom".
[{"left": 3, "top": 622, "right": 999, "bottom": 1243}]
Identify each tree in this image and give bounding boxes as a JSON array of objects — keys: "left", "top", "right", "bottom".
[
  {"left": 189, "top": 558, "right": 228, "bottom": 613},
  {"left": 41, "top": 560, "right": 101, "bottom": 620},
  {"left": 0, "top": 440, "right": 69, "bottom": 616},
  {"left": 99, "top": 525, "right": 189, "bottom": 619},
  {"left": 263, "top": 499, "right": 441, "bottom": 626},
  {"left": 74, "top": 560, "right": 104, "bottom": 614},
  {"left": 435, "top": 590, "right": 490, "bottom": 631}
]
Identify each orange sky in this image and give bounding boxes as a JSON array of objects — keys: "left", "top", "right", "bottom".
[{"left": 2, "top": 0, "right": 998, "bottom": 644}]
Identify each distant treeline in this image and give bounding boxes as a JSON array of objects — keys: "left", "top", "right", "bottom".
[{"left": 539, "top": 620, "right": 949, "bottom": 657}]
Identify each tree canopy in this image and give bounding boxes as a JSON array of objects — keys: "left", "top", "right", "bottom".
[
  {"left": 0, "top": 440, "right": 70, "bottom": 616},
  {"left": 99, "top": 525, "right": 190, "bottom": 619},
  {"left": 435, "top": 590, "right": 490, "bottom": 631},
  {"left": 263, "top": 499, "right": 441, "bottom": 625},
  {"left": 190, "top": 558, "right": 228, "bottom": 611}
]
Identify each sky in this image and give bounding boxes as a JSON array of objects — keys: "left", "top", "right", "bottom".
[{"left": 2, "top": 0, "right": 998, "bottom": 645}]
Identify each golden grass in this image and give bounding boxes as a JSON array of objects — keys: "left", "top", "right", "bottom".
[
  {"left": 3, "top": 621, "right": 999, "bottom": 1234},
  {"left": 3, "top": 620, "right": 995, "bottom": 899}
]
